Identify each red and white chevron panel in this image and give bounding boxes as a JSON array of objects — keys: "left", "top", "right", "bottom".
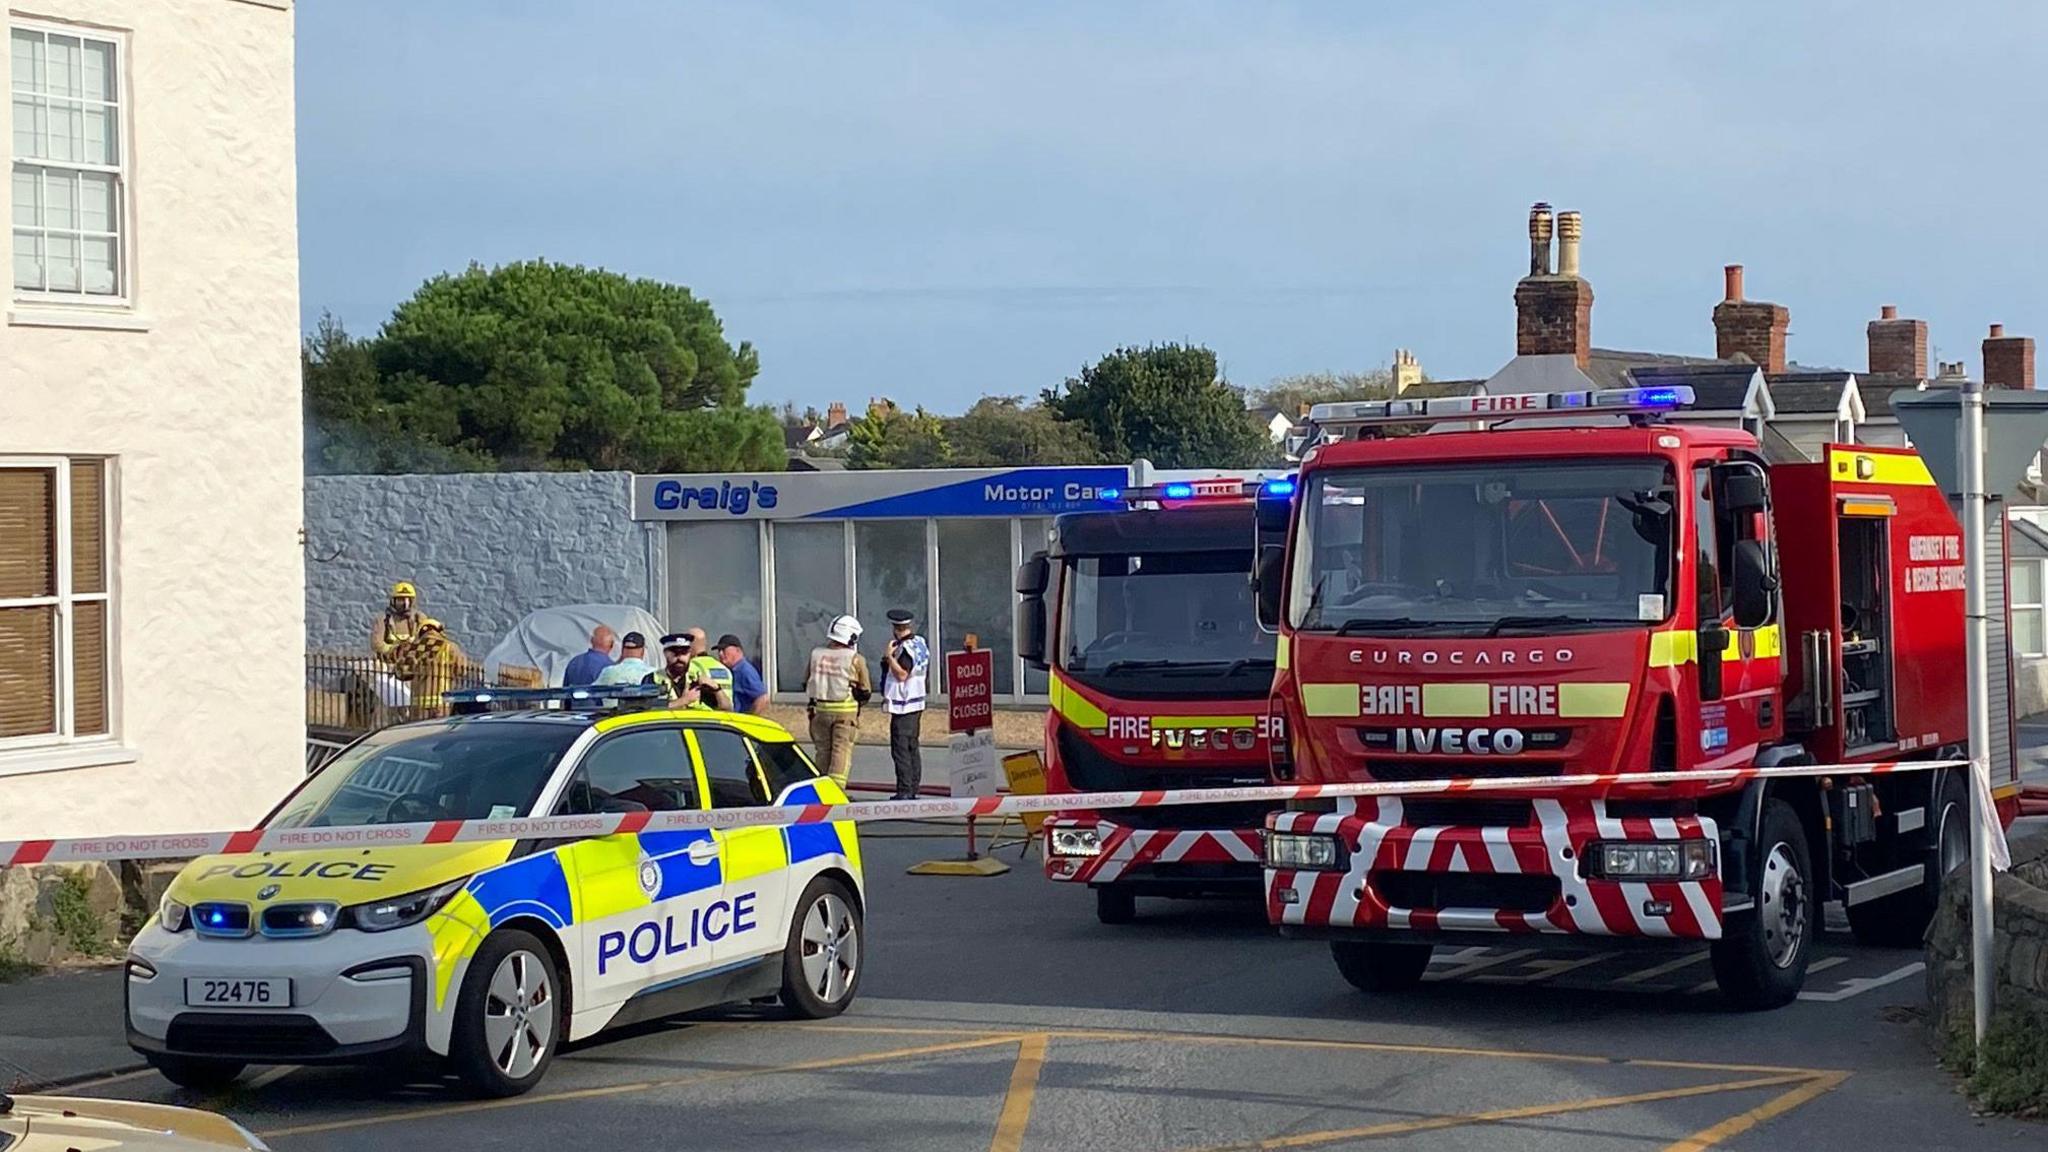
[
  {"left": 1042, "top": 817, "right": 1264, "bottom": 884},
  {"left": 1266, "top": 797, "right": 1724, "bottom": 940}
]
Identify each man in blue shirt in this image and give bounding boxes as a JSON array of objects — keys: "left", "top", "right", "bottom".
[
  {"left": 562, "top": 625, "right": 616, "bottom": 686},
  {"left": 714, "top": 634, "right": 769, "bottom": 715}
]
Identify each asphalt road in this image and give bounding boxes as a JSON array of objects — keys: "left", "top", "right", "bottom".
[{"left": 64, "top": 826, "right": 2042, "bottom": 1152}]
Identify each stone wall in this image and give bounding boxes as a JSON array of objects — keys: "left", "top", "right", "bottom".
[
  {"left": 1927, "top": 827, "right": 2048, "bottom": 1039},
  {"left": 304, "top": 472, "right": 662, "bottom": 655}
]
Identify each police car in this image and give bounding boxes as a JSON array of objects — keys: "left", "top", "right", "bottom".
[{"left": 123, "top": 688, "right": 864, "bottom": 1097}]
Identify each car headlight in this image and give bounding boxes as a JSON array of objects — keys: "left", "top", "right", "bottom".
[
  {"left": 1049, "top": 826, "right": 1102, "bottom": 858},
  {"left": 159, "top": 897, "right": 190, "bottom": 933},
  {"left": 1590, "top": 840, "right": 1716, "bottom": 881},
  {"left": 1265, "top": 831, "right": 1343, "bottom": 870},
  {"left": 342, "top": 878, "right": 469, "bottom": 933}
]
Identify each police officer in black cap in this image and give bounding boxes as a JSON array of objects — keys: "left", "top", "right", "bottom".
[{"left": 881, "top": 608, "right": 930, "bottom": 799}]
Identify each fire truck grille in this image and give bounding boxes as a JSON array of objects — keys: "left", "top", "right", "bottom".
[
  {"left": 1364, "top": 760, "right": 1564, "bottom": 783},
  {"left": 1370, "top": 870, "right": 1560, "bottom": 914},
  {"left": 1399, "top": 800, "right": 1535, "bottom": 828},
  {"left": 1055, "top": 726, "right": 1267, "bottom": 793}
]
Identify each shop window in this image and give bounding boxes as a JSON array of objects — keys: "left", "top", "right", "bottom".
[
  {"left": 938, "top": 518, "right": 1015, "bottom": 696},
  {"left": 772, "top": 521, "right": 847, "bottom": 694},
  {"left": 2013, "top": 559, "right": 2045, "bottom": 658},
  {"left": 667, "top": 520, "right": 763, "bottom": 665},
  {"left": 853, "top": 520, "right": 928, "bottom": 642}
]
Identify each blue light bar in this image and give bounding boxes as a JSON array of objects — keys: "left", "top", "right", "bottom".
[
  {"left": 1162, "top": 482, "right": 1195, "bottom": 500},
  {"left": 1262, "top": 478, "right": 1297, "bottom": 498},
  {"left": 1096, "top": 487, "right": 1122, "bottom": 502}
]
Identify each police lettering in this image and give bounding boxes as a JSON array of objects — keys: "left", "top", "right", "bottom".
[
  {"left": 596, "top": 893, "right": 759, "bottom": 975},
  {"left": 1393, "top": 727, "right": 1526, "bottom": 755},
  {"left": 196, "top": 860, "right": 394, "bottom": 883}
]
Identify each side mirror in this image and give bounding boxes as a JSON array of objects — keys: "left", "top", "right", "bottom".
[
  {"left": 1698, "top": 624, "right": 1730, "bottom": 701},
  {"left": 1253, "top": 544, "right": 1286, "bottom": 632},
  {"left": 1730, "top": 539, "right": 1777, "bottom": 630},
  {"left": 1015, "top": 553, "right": 1049, "bottom": 598},
  {"left": 1719, "top": 468, "right": 1768, "bottom": 515},
  {"left": 1015, "top": 553, "right": 1050, "bottom": 668}
]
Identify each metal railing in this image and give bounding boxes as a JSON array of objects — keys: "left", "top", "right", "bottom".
[{"left": 305, "top": 651, "right": 543, "bottom": 737}]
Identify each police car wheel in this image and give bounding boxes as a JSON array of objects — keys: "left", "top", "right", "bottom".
[
  {"left": 782, "top": 877, "right": 863, "bottom": 1019},
  {"left": 147, "top": 1054, "right": 245, "bottom": 1092},
  {"left": 450, "top": 930, "right": 561, "bottom": 1097},
  {"left": 1710, "top": 799, "right": 1812, "bottom": 1010}
]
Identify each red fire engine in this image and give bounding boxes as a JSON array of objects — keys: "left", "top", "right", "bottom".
[
  {"left": 1017, "top": 479, "right": 1289, "bottom": 923},
  {"left": 1253, "top": 381, "right": 2005, "bottom": 1007}
]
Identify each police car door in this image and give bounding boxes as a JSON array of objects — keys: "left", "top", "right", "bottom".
[
  {"left": 688, "top": 727, "right": 790, "bottom": 967},
  {"left": 553, "top": 725, "right": 724, "bottom": 1030}
]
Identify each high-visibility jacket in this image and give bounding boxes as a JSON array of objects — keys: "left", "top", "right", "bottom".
[
  {"left": 688, "top": 655, "right": 734, "bottom": 710},
  {"left": 806, "top": 646, "right": 871, "bottom": 714}
]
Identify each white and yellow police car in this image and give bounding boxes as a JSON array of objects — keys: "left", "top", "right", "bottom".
[{"left": 124, "top": 688, "right": 864, "bottom": 1097}]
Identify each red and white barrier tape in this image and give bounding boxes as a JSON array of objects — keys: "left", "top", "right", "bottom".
[{"left": 0, "top": 758, "right": 1973, "bottom": 868}]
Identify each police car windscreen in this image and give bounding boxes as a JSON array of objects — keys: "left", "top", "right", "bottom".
[
  {"left": 1287, "top": 459, "right": 1675, "bottom": 634},
  {"left": 267, "top": 722, "right": 582, "bottom": 829},
  {"left": 1059, "top": 550, "right": 1267, "bottom": 678}
]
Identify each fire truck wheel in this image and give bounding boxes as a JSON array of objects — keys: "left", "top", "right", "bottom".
[
  {"left": 1845, "top": 773, "right": 1969, "bottom": 948},
  {"left": 1330, "top": 941, "right": 1433, "bottom": 993},
  {"left": 1709, "top": 799, "right": 1812, "bottom": 1010},
  {"left": 1095, "top": 887, "right": 1138, "bottom": 925}
]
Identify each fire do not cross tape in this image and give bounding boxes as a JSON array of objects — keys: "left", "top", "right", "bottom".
[{"left": 0, "top": 759, "right": 1974, "bottom": 869}]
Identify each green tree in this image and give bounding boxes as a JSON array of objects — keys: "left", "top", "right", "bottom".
[
  {"left": 846, "top": 399, "right": 953, "bottom": 469},
  {"left": 1249, "top": 370, "right": 1398, "bottom": 417},
  {"left": 304, "top": 261, "right": 781, "bottom": 474},
  {"left": 1043, "top": 344, "right": 1276, "bottom": 468},
  {"left": 946, "top": 396, "right": 1103, "bottom": 467}
]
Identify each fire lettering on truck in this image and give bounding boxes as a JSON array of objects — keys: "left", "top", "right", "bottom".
[{"left": 1906, "top": 533, "right": 1964, "bottom": 593}]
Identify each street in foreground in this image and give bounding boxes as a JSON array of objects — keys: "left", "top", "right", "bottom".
[{"left": 33, "top": 829, "right": 2036, "bottom": 1151}]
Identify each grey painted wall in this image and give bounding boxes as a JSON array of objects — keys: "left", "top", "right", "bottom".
[{"left": 304, "top": 471, "right": 661, "bottom": 653}]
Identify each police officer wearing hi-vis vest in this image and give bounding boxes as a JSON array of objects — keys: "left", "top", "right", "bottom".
[
  {"left": 882, "top": 608, "right": 930, "bottom": 800},
  {"left": 805, "top": 614, "right": 872, "bottom": 785}
]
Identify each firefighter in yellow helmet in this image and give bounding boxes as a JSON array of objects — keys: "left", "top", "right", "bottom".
[{"left": 372, "top": 581, "right": 427, "bottom": 661}]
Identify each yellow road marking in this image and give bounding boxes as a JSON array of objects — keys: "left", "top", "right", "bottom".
[
  {"left": 1661, "top": 1071, "right": 1848, "bottom": 1151},
  {"left": 1175, "top": 1072, "right": 1822, "bottom": 1152},
  {"left": 259, "top": 1032, "right": 1026, "bottom": 1139},
  {"left": 773, "top": 1019, "right": 1834, "bottom": 1076},
  {"left": 988, "top": 1033, "right": 1048, "bottom": 1152}
]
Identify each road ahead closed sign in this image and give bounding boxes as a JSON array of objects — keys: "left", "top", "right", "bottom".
[{"left": 946, "top": 648, "right": 994, "bottom": 733}]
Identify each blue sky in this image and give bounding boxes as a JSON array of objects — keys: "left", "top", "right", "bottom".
[{"left": 296, "top": 0, "right": 2048, "bottom": 412}]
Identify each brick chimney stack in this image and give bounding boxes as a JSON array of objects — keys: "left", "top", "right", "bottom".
[
  {"left": 1513, "top": 202, "right": 1594, "bottom": 369},
  {"left": 1711, "top": 264, "right": 1789, "bottom": 375},
  {"left": 826, "top": 401, "right": 848, "bottom": 427},
  {"left": 1983, "top": 323, "right": 2036, "bottom": 390},
  {"left": 1866, "top": 303, "right": 1928, "bottom": 379}
]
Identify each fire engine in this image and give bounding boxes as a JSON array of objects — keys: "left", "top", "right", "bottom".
[
  {"left": 1253, "top": 379, "right": 1999, "bottom": 1008},
  {"left": 1017, "top": 478, "right": 1290, "bottom": 923}
]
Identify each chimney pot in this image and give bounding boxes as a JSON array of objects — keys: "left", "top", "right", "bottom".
[
  {"left": 1880, "top": 304, "right": 1897, "bottom": 320},
  {"left": 1990, "top": 323, "right": 2005, "bottom": 338},
  {"left": 1527, "top": 202, "right": 1554, "bottom": 277},
  {"left": 1723, "top": 264, "right": 1744, "bottom": 303},
  {"left": 1556, "top": 210, "right": 1582, "bottom": 278}
]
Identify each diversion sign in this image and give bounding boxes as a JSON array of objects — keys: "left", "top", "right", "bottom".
[{"left": 631, "top": 466, "right": 1131, "bottom": 521}]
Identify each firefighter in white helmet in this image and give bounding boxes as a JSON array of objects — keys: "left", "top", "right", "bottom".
[{"left": 804, "top": 613, "right": 872, "bottom": 785}]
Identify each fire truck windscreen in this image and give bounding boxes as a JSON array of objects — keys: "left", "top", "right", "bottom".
[
  {"left": 1059, "top": 550, "right": 1271, "bottom": 690},
  {"left": 1287, "top": 459, "right": 1678, "bottom": 636}
]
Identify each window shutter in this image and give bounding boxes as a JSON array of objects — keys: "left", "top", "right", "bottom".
[
  {"left": 0, "top": 467, "right": 55, "bottom": 598},
  {"left": 0, "top": 606, "right": 56, "bottom": 738}
]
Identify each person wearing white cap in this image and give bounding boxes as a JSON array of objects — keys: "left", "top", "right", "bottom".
[{"left": 804, "top": 614, "right": 872, "bottom": 785}]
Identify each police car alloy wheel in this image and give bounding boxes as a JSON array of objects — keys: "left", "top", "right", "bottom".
[
  {"left": 781, "top": 877, "right": 862, "bottom": 1019},
  {"left": 450, "top": 929, "right": 561, "bottom": 1097}
]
